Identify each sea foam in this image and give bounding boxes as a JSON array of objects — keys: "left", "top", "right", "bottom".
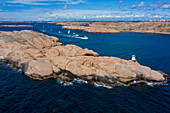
[
  {"left": 56, "top": 79, "right": 73, "bottom": 86},
  {"left": 56, "top": 77, "right": 168, "bottom": 88}
]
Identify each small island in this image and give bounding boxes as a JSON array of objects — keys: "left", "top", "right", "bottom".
[
  {"left": 0, "top": 30, "right": 167, "bottom": 86},
  {"left": 0, "top": 25, "right": 33, "bottom": 27},
  {"left": 59, "top": 21, "right": 170, "bottom": 34}
]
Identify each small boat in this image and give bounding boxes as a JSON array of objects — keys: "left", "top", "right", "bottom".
[
  {"left": 75, "top": 34, "right": 79, "bottom": 36},
  {"left": 58, "top": 31, "right": 61, "bottom": 33},
  {"left": 82, "top": 36, "right": 88, "bottom": 40},
  {"left": 73, "top": 33, "right": 76, "bottom": 34},
  {"left": 68, "top": 30, "right": 70, "bottom": 34}
]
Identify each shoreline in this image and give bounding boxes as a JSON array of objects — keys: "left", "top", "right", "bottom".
[
  {"left": 120, "top": 31, "right": 170, "bottom": 35},
  {"left": 62, "top": 27, "right": 170, "bottom": 35},
  {"left": 0, "top": 59, "right": 168, "bottom": 87},
  {"left": 62, "top": 25, "right": 170, "bottom": 35}
]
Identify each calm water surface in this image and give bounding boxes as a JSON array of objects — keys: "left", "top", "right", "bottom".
[{"left": 0, "top": 22, "right": 169, "bottom": 113}]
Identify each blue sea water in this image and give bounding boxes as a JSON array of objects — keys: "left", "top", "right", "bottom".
[{"left": 0, "top": 22, "right": 170, "bottom": 113}]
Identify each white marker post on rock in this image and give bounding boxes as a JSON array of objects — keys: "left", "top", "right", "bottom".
[{"left": 131, "top": 55, "right": 136, "bottom": 62}]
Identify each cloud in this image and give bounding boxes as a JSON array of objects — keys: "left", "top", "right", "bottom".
[
  {"left": 63, "top": 5, "right": 68, "bottom": 9},
  {"left": 151, "top": 1, "right": 165, "bottom": 9},
  {"left": 160, "top": 4, "right": 170, "bottom": 9},
  {"left": 119, "top": 1, "right": 123, "bottom": 4},
  {"left": 7, "top": 0, "right": 50, "bottom": 5},
  {"left": 66, "top": 0, "right": 85, "bottom": 4},
  {"left": 1, "top": 7, "right": 169, "bottom": 21},
  {"left": 151, "top": 2, "right": 170, "bottom": 9},
  {"left": 6, "top": 0, "right": 86, "bottom": 5},
  {"left": 132, "top": 2, "right": 147, "bottom": 9}
]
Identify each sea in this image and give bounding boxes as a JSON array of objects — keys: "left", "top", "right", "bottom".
[{"left": 0, "top": 22, "right": 169, "bottom": 113}]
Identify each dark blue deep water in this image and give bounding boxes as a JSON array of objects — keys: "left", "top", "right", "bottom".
[{"left": 0, "top": 22, "right": 170, "bottom": 113}]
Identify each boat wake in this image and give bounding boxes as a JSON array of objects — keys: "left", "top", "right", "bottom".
[
  {"left": 40, "top": 29, "right": 88, "bottom": 40},
  {"left": 57, "top": 33, "right": 88, "bottom": 40}
]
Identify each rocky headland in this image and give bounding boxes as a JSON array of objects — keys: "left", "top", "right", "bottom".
[
  {"left": 0, "top": 30, "right": 167, "bottom": 85},
  {"left": 0, "top": 25, "right": 33, "bottom": 27},
  {"left": 61, "top": 21, "right": 170, "bottom": 34}
]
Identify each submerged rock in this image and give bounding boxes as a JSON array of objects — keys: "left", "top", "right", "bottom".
[{"left": 0, "top": 30, "right": 166, "bottom": 85}]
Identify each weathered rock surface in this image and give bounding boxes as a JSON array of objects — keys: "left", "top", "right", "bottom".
[
  {"left": 0, "top": 30, "right": 166, "bottom": 85},
  {"left": 61, "top": 21, "right": 170, "bottom": 34}
]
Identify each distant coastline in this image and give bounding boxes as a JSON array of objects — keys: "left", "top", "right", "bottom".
[
  {"left": 56, "top": 21, "right": 170, "bottom": 34},
  {"left": 0, "top": 25, "right": 33, "bottom": 27},
  {"left": 0, "top": 21, "right": 169, "bottom": 34}
]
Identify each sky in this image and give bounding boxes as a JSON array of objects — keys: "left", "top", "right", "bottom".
[{"left": 0, "top": 0, "right": 170, "bottom": 21}]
